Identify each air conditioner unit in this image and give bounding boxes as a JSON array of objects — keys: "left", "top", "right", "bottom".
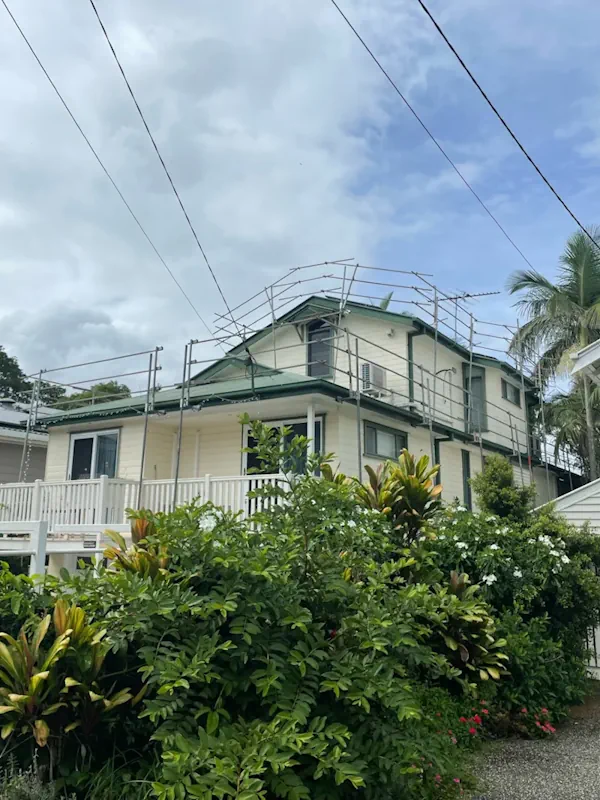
[{"left": 361, "top": 362, "right": 387, "bottom": 396}]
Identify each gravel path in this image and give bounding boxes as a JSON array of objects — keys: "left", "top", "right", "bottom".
[{"left": 475, "top": 693, "right": 600, "bottom": 799}]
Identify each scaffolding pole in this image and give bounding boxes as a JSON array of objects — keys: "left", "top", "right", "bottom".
[
  {"left": 172, "top": 343, "right": 189, "bottom": 511},
  {"left": 19, "top": 371, "right": 41, "bottom": 483},
  {"left": 355, "top": 337, "right": 363, "bottom": 478},
  {"left": 516, "top": 322, "right": 534, "bottom": 481},
  {"left": 537, "top": 360, "right": 552, "bottom": 499},
  {"left": 137, "top": 352, "right": 154, "bottom": 509}
]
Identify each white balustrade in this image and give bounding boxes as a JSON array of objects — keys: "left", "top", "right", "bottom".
[{"left": 0, "top": 474, "right": 286, "bottom": 531}]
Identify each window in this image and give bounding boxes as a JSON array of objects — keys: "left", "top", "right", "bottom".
[
  {"left": 244, "top": 418, "right": 323, "bottom": 474},
  {"left": 461, "top": 449, "right": 472, "bottom": 510},
  {"left": 307, "top": 320, "right": 333, "bottom": 377},
  {"left": 68, "top": 430, "right": 119, "bottom": 479},
  {"left": 463, "top": 365, "right": 488, "bottom": 433},
  {"left": 501, "top": 378, "right": 521, "bottom": 407},
  {"left": 364, "top": 422, "right": 407, "bottom": 460}
]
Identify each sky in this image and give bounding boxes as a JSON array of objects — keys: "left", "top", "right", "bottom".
[{"left": 1, "top": 0, "right": 600, "bottom": 392}]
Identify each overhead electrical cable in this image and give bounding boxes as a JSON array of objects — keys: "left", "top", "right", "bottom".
[
  {"left": 0, "top": 0, "right": 214, "bottom": 338},
  {"left": 329, "top": 0, "right": 536, "bottom": 270},
  {"left": 88, "top": 0, "right": 243, "bottom": 338},
  {"left": 414, "top": 0, "right": 600, "bottom": 252}
]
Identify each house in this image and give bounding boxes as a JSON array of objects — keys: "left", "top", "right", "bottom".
[
  {"left": 0, "top": 398, "right": 47, "bottom": 483},
  {"left": 38, "top": 296, "right": 568, "bottom": 504},
  {"left": 0, "top": 294, "right": 578, "bottom": 574}
]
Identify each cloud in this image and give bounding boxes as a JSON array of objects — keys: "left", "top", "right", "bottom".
[{"left": 0, "top": 0, "right": 599, "bottom": 390}]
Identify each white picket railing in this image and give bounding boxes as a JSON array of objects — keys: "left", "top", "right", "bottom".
[{"left": 0, "top": 474, "right": 286, "bottom": 531}]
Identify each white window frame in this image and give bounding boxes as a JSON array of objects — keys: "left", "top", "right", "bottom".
[
  {"left": 241, "top": 416, "right": 324, "bottom": 474},
  {"left": 67, "top": 428, "right": 120, "bottom": 480}
]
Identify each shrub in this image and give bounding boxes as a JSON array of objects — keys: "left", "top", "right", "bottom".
[
  {"left": 470, "top": 455, "right": 535, "bottom": 523},
  {"left": 432, "top": 504, "right": 600, "bottom": 721},
  {"left": 21, "top": 426, "right": 508, "bottom": 799}
]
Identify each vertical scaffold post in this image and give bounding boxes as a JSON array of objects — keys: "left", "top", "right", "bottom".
[
  {"left": 267, "top": 286, "right": 277, "bottom": 370},
  {"left": 19, "top": 371, "right": 41, "bottom": 483},
  {"left": 467, "top": 315, "right": 475, "bottom": 436},
  {"left": 432, "top": 289, "right": 439, "bottom": 425},
  {"left": 137, "top": 352, "right": 154, "bottom": 509},
  {"left": 537, "top": 360, "right": 552, "bottom": 500},
  {"left": 517, "top": 322, "right": 534, "bottom": 481},
  {"left": 355, "top": 338, "right": 362, "bottom": 478},
  {"left": 173, "top": 343, "right": 189, "bottom": 511}
]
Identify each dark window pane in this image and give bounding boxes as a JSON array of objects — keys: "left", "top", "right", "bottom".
[
  {"left": 307, "top": 321, "right": 332, "bottom": 377},
  {"left": 95, "top": 433, "right": 118, "bottom": 478},
  {"left": 71, "top": 438, "right": 93, "bottom": 480},
  {"left": 365, "top": 424, "right": 377, "bottom": 455}
]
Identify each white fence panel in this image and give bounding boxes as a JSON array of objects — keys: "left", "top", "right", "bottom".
[{"left": 0, "top": 483, "right": 34, "bottom": 522}]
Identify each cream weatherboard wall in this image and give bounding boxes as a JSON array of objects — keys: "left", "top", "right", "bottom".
[{"left": 45, "top": 423, "right": 145, "bottom": 481}]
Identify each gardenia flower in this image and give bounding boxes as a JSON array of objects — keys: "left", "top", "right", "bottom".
[
  {"left": 489, "top": 544, "right": 500, "bottom": 551},
  {"left": 513, "top": 569, "right": 523, "bottom": 578},
  {"left": 456, "top": 542, "right": 468, "bottom": 550},
  {"left": 456, "top": 506, "right": 467, "bottom": 512},
  {"left": 549, "top": 549, "right": 560, "bottom": 557},
  {"left": 482, "top": 574, "right": 497, "bottom": 585},
  {"left": 486, "top": 515, "right": 496, "bottom": 522},
  {"left": 561, "top": 554, "right": 570, "bottom": 564}
]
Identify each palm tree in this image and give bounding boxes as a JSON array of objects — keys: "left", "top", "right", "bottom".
[
  {"left": 540, "top": 379, "right": 600, "bottom": 478},
  {"left": 507, "top": 227, "right": 600, "bottom": 480}
]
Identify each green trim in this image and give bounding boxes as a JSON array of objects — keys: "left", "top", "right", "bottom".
[
  {"left": 434, "top": 438, "right": 441, "bottom": 486},
  {"left": 461, "top": 449, "right": 472, "bottom": 510}
]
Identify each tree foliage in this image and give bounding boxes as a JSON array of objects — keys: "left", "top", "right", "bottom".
[
  {"left": 54, "top": 382, "right": 131, "bottom": 411},
  {"left": 470, "top": 454, "right": 535, "bottom": 523}
]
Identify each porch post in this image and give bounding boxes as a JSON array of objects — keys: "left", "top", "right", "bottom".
[
  {"left": 307, "top": 401, "right": 315, "bottom": 460},
  {"left": 97, "top": 474, "right": 109, "bottom": 525},
  {"left": 32, "top": 479, "right": 43, "bottom": 521},
  {"left": 29, "top": 520, "right": 48, "bottom": 578}
]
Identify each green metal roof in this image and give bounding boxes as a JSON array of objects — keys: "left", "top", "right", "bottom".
[{"left": 42, "top": 371, "right": 326, "bottom": 427}]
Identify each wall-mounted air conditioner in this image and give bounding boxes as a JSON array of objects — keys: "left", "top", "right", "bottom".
[{"left": 361, "top": 362, "right": 387, "bottom": 396}]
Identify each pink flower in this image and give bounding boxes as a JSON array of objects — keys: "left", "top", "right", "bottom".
[
  {"left": 482, "top": 709, "right": 489, "bottom": 715},
  {"left": 469, "top": 727, "right": 477, "bottom": 735},
  {"left": 541, "top": 707, "right": 548, "bottom": 714},
  {"left": 451, "top": 736, "right": 457, "bottom": 744},
  {"left": 459, "top": 716, "right": 467, "bottom": 723},
  {"left": 453, "top": 778, "right": 461, "bottom": 784},
  {"left": 435, "top": 775, "right": 442, "bottom": 783},
  {"left": 472, "top": 714, "right": 482, "bottom": 725},
  {"left": 520, "top": 707, "right": 528, "bottom": 714}
]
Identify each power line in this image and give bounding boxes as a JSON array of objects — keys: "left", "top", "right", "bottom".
[
  {"left": 328, "top": 0, "right": 535, "bottom": 270},
  {"left": 0, "top": 0, "right": 214, "bottom": 338},
  {"left": 87, "top": 0, "right": 243, "bottom": 338},
  {"left": 414, "top": 0, "right": 600, "bottom": 252}
]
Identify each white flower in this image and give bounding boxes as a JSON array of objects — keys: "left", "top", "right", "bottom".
[
  {"left": 438, "top": 535, "right": 446, "bottom": 541},
  {"left": 456, "top": 542, "right": 468, "bottom": 550},
  {"left": 486, "top": 515, "right": 496, "bottom": 522},
  {"left": 456, "top": 506, "right": 467, "bottom": 513},
  {"left": 489, "top": 544, "right": 500, "bottom": 551},
  {"left": 452, "top": 520, "right": 458, "bottom": 526},
  {"left": 513, "top": 569, "right": 523, "bottom": 578},
  {"left": 482, "top": 574, "right": 497, "bottom": 585},
  {"left": 346, "top": 520, "right": 356, "bottom": 528},
  {"left": 528, "top": 538, "right": 536, "bottom": 544},
  {"left": 561, "top": 554, "right": 570, "bottom": 564},
  {"left": 549, "top": 549, "right": 560, "bottom": 557}
]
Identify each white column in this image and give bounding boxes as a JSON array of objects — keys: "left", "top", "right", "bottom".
[
  {"left": 31, "top": 479, "right": 43, "bottom": 521},
  {"left": 29, "top": 521, "right": 48, "bottom": 578},
  {"left": 97, "top": 474, "right": 109, "bottom": 525},
  {"left": 307, "top": 402, "right": 315, "bottom": 459}
]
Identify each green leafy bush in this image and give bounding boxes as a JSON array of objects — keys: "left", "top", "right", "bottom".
[
  {"left": 470, "top": 455, "right": 535, "bottom": 523},
  {"left": 432, "top": 505, "right": 600, "bottom": 722}
]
